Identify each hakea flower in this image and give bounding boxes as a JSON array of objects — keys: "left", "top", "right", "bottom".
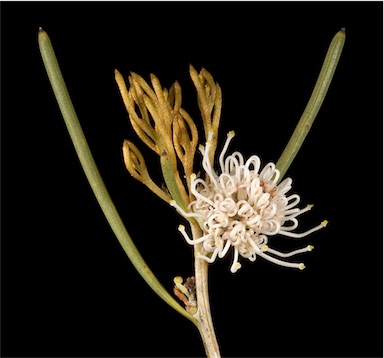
[{"left": 171, "top": 131, "right": 328, "bottom": 273}]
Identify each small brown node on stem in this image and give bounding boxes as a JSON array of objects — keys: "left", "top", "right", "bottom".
[{"left": 303, "top": 123, "right": 311, "bottom": 133}]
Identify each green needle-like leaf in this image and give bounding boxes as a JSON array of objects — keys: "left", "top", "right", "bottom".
[
  {"left": 276, "top": 28, "right": 346, "bottom": 180},
  {"left": 38, "top": 28, "right": 196, "bottom": 326}
]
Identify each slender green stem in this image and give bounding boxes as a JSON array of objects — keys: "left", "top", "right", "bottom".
[
  {"left": 160, "top": 151, "right": 187, "bottom": 209},
  {"left": 38, "top": 28, "right": 196, "bottom": 326},
  {"left": 276, "top": 28, "right": 346, "bottom": 180}
]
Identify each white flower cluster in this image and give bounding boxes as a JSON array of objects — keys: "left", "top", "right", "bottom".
[{"left": 171, "top": 131, "right": 327, "bottom": 273}]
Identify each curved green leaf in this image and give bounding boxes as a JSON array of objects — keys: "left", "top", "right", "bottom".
[{"left": 38, "top": 28, "right": 197, "bottom": 326}]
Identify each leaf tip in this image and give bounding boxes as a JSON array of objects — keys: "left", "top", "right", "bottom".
[
  {"left": 38, "top": 27, "right": 49, "bottom": 42},
  {"left": 336, "top": 27, "right": 346, "bottom": 41},
  {"left": 38, "top": 27, "right": 46, "bottom": 35}
]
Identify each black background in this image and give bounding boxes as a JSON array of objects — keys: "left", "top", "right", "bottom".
[{"left": 1, "top": 2, "right": 383, "bottom": 357}]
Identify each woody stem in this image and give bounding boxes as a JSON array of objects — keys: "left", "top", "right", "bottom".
[{"left": 192, "top": 225, "right": 221, "bottom": 357}]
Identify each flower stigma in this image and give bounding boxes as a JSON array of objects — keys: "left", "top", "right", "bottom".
[{"left": 171, "top": 131, "right": 327, "bottom": 273}]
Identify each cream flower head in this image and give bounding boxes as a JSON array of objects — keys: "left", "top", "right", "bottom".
[{"left": 171, "top": 130, "right": 327, "bottom": 273}]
